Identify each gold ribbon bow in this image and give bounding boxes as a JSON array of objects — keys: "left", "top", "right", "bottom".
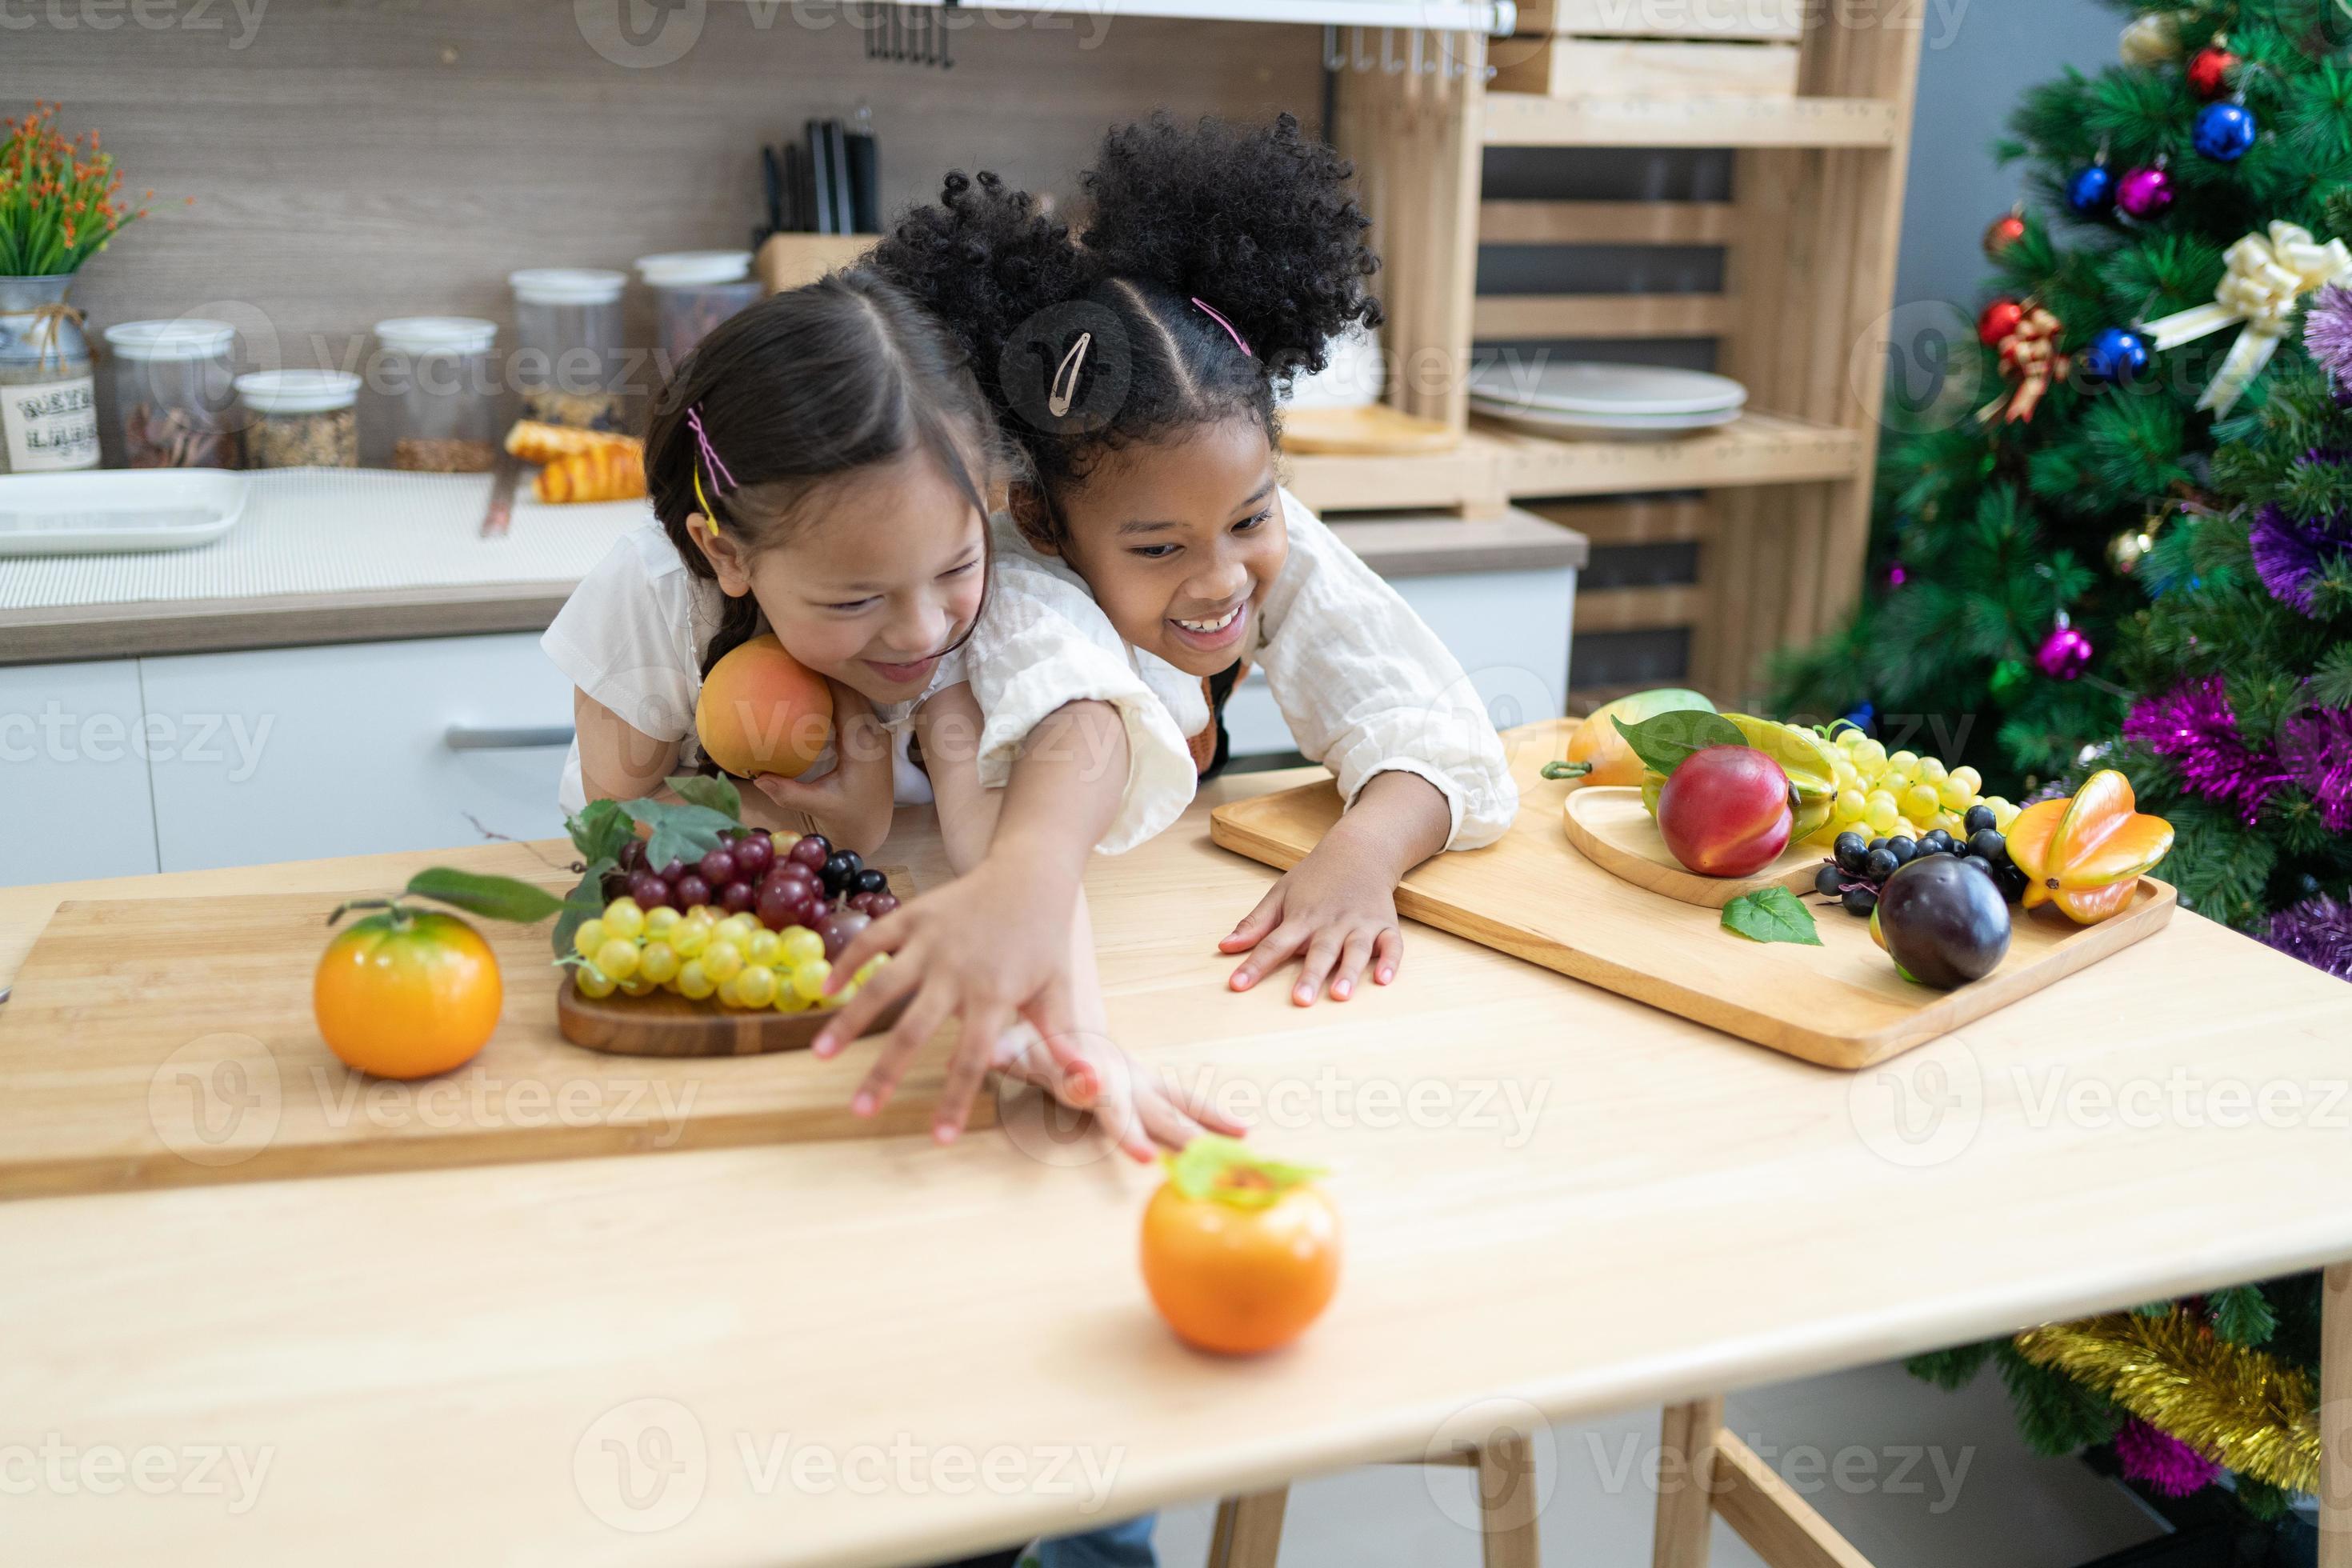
[
  {"left": 1978, "top": 305, "right": 2069, "bottom": 425},
  {"left": 2146, "top": 222, "right": 2352, "bottom": 415}
]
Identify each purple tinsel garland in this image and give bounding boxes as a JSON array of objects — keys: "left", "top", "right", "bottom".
[
  {"left": 2249, "top": 502, "right": 2348, "bottom": 614},
  {"left": 2280, "top": 705, "right": 2352, "bottom": 832},
  {"left": 2122, "top": 676, "right": 2286, "bottom": 823},
  {"left": 2266, "top": 895, "right": 2352, "bottom": 981},
  {"left": 2114, "top": 1417, "right": 2222, "bottom": 1498},
  {"left": 2307, "top": 285, "right": 2352, "bottom": 387}
]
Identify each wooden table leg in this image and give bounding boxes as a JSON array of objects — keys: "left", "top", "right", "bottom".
[
  {"left": 1478, "top": 1434, "right": 1542, "bottom": 1568},
  {"left": 1653, "top": 1396, "right": 1724, "bottom": 1568},
  {"left": 1207, "top": 1488, "right": 1289, "bottom": 1568},
  {"left": 2323, "top": 1262, "right": 2351, "bottom": 1568}
]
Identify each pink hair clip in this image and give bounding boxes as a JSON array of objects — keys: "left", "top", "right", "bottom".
[{"left": 1191, "top": 298, "right": 1253, "bottom": 358}]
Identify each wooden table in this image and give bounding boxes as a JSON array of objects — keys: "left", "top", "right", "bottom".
[{"left": 5, "top": 767, "right": 2350, "bottom": 1567}]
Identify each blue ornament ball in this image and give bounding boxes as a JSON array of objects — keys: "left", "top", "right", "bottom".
[
  {"left": 2066, "top": 163, "right": 2117, "bottom": 215},
  {"left": 1840, "top": 702, "right": 1877, "bottom": 737},
  {"left": 2193, "top": 100, "right": 2258, "bottom": 161},
  {"left": 2084, "top": 326, "right": 2154, "bottom": 386}
]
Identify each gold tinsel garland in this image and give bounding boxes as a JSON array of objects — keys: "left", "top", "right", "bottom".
[{"left": 2014, "top": 1309, "right": 2321, "bottom": 1494}]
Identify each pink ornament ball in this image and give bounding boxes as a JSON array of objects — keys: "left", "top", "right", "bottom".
[
  {"left": 2036, "top": 622, "right": 2096, "bottom": 680},
  {"left": 2115, "top": 165, "right": 2174, "bottom": 221}
]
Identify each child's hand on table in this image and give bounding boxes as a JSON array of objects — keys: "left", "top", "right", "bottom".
[
  {"left": 1221, "top": 769, "right": 1454, "bottom": 1006},
  {"left": 745, "top": 681, "right": 895, "bottom": 855}
]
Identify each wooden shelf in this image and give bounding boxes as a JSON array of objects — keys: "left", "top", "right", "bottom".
[
  {"left": 1283, "top": 431, "right": 1513, "bottom": 517},
  {"left": 1482, "top": 92, "right": 1902, "bottom": 148},
  {"left": 1286, "top": 414, "right": 1862, "bottom": 517},
  {"left": 1572, "top": 582, "right": 1706, "bottom": 633},
  {"left": 1488, "top": 411, "right": 1864, "bottom": 499},
  {"left": 1473, "top": 292, "right": 1732, "bottom": 340}
]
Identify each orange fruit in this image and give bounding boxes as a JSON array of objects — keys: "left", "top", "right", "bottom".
[
  {"left": 1141, "top": 1138, "right": 1339, "bottom": 1355},
  {"left": 314, "top": 910, "right": 502, "bottom": 1079}
]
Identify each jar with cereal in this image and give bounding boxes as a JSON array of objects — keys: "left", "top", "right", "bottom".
[
  {"left": 509, "top": 267, "right": 627, "bottom": 432},
  {"left": 374, "top": 316, "right": 499, "bottom": 472},
  {"left": 235, "top": 370, "right": 360, "bottom": 468}
]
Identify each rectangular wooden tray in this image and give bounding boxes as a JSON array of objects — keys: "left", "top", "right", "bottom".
[
  {"left": 0, "top": 884, "right": 970, "bottom": 1201},
  {"left": 1209, "top": 721, "right": 2175, "bottom": 1070}
]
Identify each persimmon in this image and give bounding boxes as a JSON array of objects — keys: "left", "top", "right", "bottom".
[
  {"left": 1140, "top": 1138, "right": 1338, "bottom": 1355},
  {"left": 314, "top": 906, "right": 502, "bottom": 1079}
]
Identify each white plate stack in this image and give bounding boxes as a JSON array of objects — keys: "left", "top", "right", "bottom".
[{"left": 1467, "top": 362, "right": 1747, "bottom": 442}]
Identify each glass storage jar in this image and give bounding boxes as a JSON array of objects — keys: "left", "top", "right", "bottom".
[
  {"left": 638, "top": 250, "right": 762, "bottom": 369},
  {"left": 0, "top": 274, "right": 99, "bottom": 473},
  {"left": 103, "top": 318, "right": 240, "bottom": 468},
  {"left": 509, "top": 267, "right": 627, "bottom": 432},
  {"left": 235, "top": 370, "right": 361, "bottom": 468},
  {"left": 373, "top": 316, "right": 499, "bottom": 472}
]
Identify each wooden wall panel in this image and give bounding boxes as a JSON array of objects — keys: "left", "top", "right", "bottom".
[{"left": 20, "top": 0, "right": 1321, "bottom": 456}]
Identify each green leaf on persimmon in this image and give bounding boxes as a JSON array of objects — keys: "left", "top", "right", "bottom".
[
  {"left": 1612, "top": 709, "right": 1744, "bottom": 777},
  {"left": 1163, "top": 1134, "right": 1325, "bottom": 1209}
]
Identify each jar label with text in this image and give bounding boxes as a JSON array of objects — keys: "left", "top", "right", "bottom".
[{"left": 3, "top": 375, "right": 100, "bottom": 470}]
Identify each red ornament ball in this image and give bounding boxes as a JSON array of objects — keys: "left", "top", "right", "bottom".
[
  {"left": 2186, "top": 43, "right": 2238, "bottom": 100},
  {"left": 2116, "top": 164, "right": 2175, "bottom": 220},
  {"left": 1982, "top": 211, "right": 2027, "bottom": 259},
  {"left": 1978, "top": 297, "right": 2026, "bottom": 348}
]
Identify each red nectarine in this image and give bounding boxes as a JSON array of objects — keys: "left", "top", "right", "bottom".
[
  {"left": 694, "top": 634, "right": 833, "bottom": 778},
  {"left": 1657, "top": 745, "right": 1794, "bottom": 877}
]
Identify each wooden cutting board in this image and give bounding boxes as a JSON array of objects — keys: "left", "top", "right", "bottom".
[
  {"left": 0, "top": 887, "right": 978, "bottom": 1201},
  {"left": 1209, "top": 720, "right": 2176, "bottom": 1070},
  {"left": 1560, "top": 785, "right": 1823, "bottom": 908}
]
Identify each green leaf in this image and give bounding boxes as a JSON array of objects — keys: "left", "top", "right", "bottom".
[
  {"left": 551, "top": 868, "right": 603, "bottom": 961},
  {"left": 403, "top": 867, "right": 571, "bottom": 924},
  {"left": 565, "top": 798, "right": 634, "bottom": 866},
  {"left": 623, "top": 798, "right": 738, "bottom": 873},
  {"left": 1610, "top": 710, "right": 1744, "bottom": 778},
  {"left": 666, "top": 774, "right": 744, "bottom": 822},
  {"left": 1721, "top": 886, "right": 1822, "bottom": 946},
  {"left": 1162, "top": 1134, "right": 1324, "bottom": 1209}
]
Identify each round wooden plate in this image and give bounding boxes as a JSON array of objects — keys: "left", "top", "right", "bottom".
[
  {"left": 556, "top": 984, "right": 911, "bottom": 1058},
  {"left": 1559, "top": 786, "right": 1826, "bottom": 909}
]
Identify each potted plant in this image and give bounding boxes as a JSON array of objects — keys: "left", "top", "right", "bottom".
[{"left": 1, "top": 102, "right": 153, "bottom": 473}]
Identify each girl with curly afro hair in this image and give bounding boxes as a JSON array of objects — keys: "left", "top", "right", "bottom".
[{"left": 842, "top": 114, "right": 1517, "bottom": 1035}]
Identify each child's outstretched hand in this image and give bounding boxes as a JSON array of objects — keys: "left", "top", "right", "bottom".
[
  {"left": 746, "top": 681, "right": 895, "bottom": 854},
  {"left": 1220, "top": 769, "right": 1453, "bottom": 1005},
  {"left": 991, "top": 1025, "right": 1246, "bottom": 1161}
]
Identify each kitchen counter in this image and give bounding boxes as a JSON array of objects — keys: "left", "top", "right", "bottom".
[
  {"left": 0, "top": 469, "right": 1586, "bottom": 665},
  {"left": 3, "top": 764, "right": 2350, "bottom": 1566}
]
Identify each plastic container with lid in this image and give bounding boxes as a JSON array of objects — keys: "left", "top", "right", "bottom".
[
  {"left": 235, "top": 370, "right": 362, "bottom": 469},
  {"left": 510, "top": 267, "right": 628, "bottom": 432},
  {"left": 638, "top": 251, "right": 763, "bottom": 369},
  {"left": 102, "top": 318, "right": 241, "bottom": 468},
  {"left": 373, "top": 316, "right": 500, "bottom": 472}
]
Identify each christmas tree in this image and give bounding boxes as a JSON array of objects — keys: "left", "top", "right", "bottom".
[
  {"left": 1789, "top": 1, "right": 2352, "bottom": 1526},
  {"left": 1771, "top": 0, "right": 2352, "bottom": 795},
  {"left": 2104, "top": 283, "right": 2352, "bottom": 942}
]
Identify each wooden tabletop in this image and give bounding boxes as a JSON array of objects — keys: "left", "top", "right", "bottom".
[{"left": 4, "top": 768, "right": 2350, "bottom": 1567}]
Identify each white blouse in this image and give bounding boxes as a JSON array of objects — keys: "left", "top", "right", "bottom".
[
  {"left": 963, "top": 488, "right": 1519, "bottom": 854},
  {"left": 541, "top": 523, "right": 950, "bottom": 817}
]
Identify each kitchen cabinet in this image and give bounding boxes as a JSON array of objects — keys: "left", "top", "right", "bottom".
[
  {"left": 139, "top": 634, "right": 575, "bottom": 874},
  {"left": 0, "top": 658, "right": 160, "bottom": 884},
  {"left": 1224, "top": 554, "right": 1578, "bottom": 761}
]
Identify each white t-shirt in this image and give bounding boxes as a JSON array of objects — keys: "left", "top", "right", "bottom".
[
  {"left": 540, "top": 524, "right": 946, "bottom": 817},
  {"left": 964, "top": 489, "right": 1519, "bottom": 853}
]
